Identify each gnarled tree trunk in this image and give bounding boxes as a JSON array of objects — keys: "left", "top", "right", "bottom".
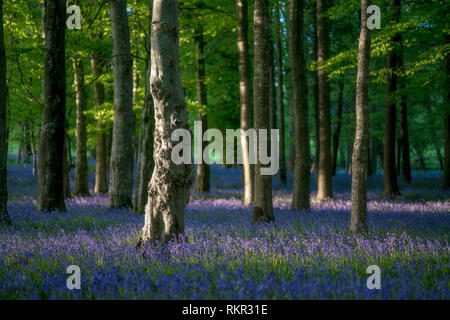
[{"left": 138, "top": 0, "right": 193, "bottom": 245}]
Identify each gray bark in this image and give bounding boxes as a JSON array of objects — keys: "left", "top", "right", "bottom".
[
  {"left": 350, "top": 0, "right": 373, "bottom": 233},
  {"left": 289, "top": 0, "right": 310, "bottom": 211},
  {"left": 108, "top": 0, "right": 134, "bottom": 208},
  {"left": 73, "top": 57, "right": 90, "bottom": 196},
  {"left": 37, "top": 0, "right": 66, "bottom": 212},
  {"left": 253, "top": 0, "right": 274, "bottom": 223},
  {"left": 138, "top": 0, "right": 193, "bottom": 245},
  {"left": 236, "top": 0, "right": 253, "bottom": 205}
]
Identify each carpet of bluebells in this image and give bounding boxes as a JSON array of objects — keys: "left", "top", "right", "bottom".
[{"left": 0, "top": 162, "right": 449, "bottom": 299}]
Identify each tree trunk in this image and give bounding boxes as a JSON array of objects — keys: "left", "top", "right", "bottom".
[
  {"left": 275, "top": 7, "right": 286, "bottom": 185},
  {"left": 138, "top": 0, "right": 193, "bottom": 245},
  {"left": 383, "top": 0, "right": 401, "bottom": 197},
  {"left": 443, "top": 34, "right": 450, "bottom": 189},
  {"left": 289, "top": 0, "right": 310, "bottom": 211},
  {"left": 312, "top": 2, "right": 320, "bottom": 174},
  {"left": 90, "top": 49, "right": 108, "bottom": 194},
  {"left": 316, "top": 0, "right": 333, "bottom": 200},
  {"left": 134, "top": 0, "right": 155, "bottom": 214},
  {"left": 253, "top": 0, "right": 274, "bottom": 223},
  {"left": 194, "top": 24, "right": 210, "bottom": 192},
  {"left": 236, "top": 0, "right": 253, "bottom": 205},
  {"left": 399, "top": 57, "right": 411, "bottom": 183},
  {"left": 350, "top": 0, "right": 373, "bottom": 233},
  {"left": 38, "top": 0, "right": 66, "bottom": 212},
  {"left": 73, "top": 57, "right": 90, "bottom": 196},
  {"left": 63, "top": 132, "right": 71, "bottom": 198},
  {"left": 0, "top": 0, "right": 11, "bottom": 224},
  {"left": 332, "top": 80, "right": 344, "bottom": 176},
  {"left": 268, "top": 12, "right": 276, "bottom": 132},
  {"left": 369, "top": 137, "right": 377, "bottom": 175},
  {"left": 108, "top": 0, "right": 134, "bottom": 209}
]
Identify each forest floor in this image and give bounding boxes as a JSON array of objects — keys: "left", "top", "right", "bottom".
[{"left": 0, "top": 163, "right": 448, "bottom": 299}]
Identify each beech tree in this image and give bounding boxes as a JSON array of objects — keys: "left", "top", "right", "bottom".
[
  {"left": 236, "top": 0, "right": 253, "bottom": 205},
  {"left": 194, "top": 23, "right": 210, "bottom": 192},
  {"left": 108, "top": 0, "right": 134, "bottom": 209},
  {"left": 383, "top": 0, "right": 401, "bottom": 197},
  {"left": 316, "top": 0, "right": 333, "bottom": 200},
  {"left": 37, "top": 0, "right": 66, "bottom": 212},
  {"left": 0, "top": 0, "right": 11, "bottom": 224},
  {"left": 253, "top": 0, "right": 274, "bottom": 223},
  {"left": 138, "top": 0, "right": 193, "bottom": 245},
  {"left": 350, "top": 0, "right": 373, "bottom": 233},
  {"left": 134, "top": 0, "right": 155, "bottom": 214},
  {"left": 73, "top": 57, "right": 89, "bottom": 196},
  {"left": 289, "top": 0, "right": 310, "bottom": 211}
]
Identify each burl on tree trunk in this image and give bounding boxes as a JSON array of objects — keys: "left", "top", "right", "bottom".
[{"left": 138, "top": 0, "right": 193, "bottom": 245}]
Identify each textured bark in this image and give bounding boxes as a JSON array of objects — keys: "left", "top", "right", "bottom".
[
  {"left": 0, "top": 0, "right": 11, "bottom": 225},
  {"left": 236, "top": 0, "right": 253, "bottom": 205},
  {"left": 134, "top": 0, "right": 155, "bottom": 214},
  {"left": 37, "top": 0, "right": 66, "bottom": 212},
  {"left": 108, "top": 0, "right": 134, "bottom": 209},
  {"left": 194, "top": 24, "right": 210, "bottom": 192},
  {"left": 253, "top": 0, "right": 274, "bottom": 222},
  {"left": 443, "top": 34, "right": 450, "bottom": 189},
  {"left": 350, "top": 0, "right": 373, "bottom": 233},
  {"left": 275, "top": 8, "right": 286, "bottom": 185},
  {"left": 332, "top": 81, "right": 344, "bottom": 176},
  {"left": 90, "top": 50, "right": 108, "bottom": 194},
  {"left": 138, "top": 0, "right": 193, "bottom": 245},
  {"left": 316, "top": 0, "right": 333, "bottom": 200},
  {"left": 73, "top": 58, "right": 90, "bottom": 196},
  {"left": 289, "top": 0, "right": 310, "bottom": 211},
  {"left": 383, "top": 0, "right": 401, "bottom": 197}
]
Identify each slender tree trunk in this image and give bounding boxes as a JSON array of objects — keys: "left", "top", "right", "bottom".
[
  {"left": 73, "top": 57, "right": 90, "bottom": 196},
  {"left": 435, "top": 144, "right": 443, "bottom": 171},
  {"left": 63, "top": 132, "right": 71, "bottom": 198},
  {"left": 90, "top": 50, "right": 108, "bottom": 194},
  {"left": 399, "top": 55, "right": 411, "bottom": 183},
  {"left": 288, "top": 94, "right": 295, "bottom": 172},
  {"left": 332, "top": 80, "right": 344, "bottom": 176},
  {"left": 253, "top": 0, "right": 274, "bottom": 223},
  {"left": 138, "top": 0, "right": 193, "bottom": 245},
  {"left": 108, "top": 0, "right": 134, "bottom": 209},
  {"left": 30, "top": 121, "right": 38, "bottom": 176},
  {"left": 134, "top": 0, "right": 155, "bottom": 214},
  {"left": 275, "top": 7, "right": 286, "bottom": 185},
  {"left": 350, "top": 0, "right": 373, "bottom": 233},
  {"left": 316, "top": 0, "right": 333, "bottom": 200},
  {"left": 194, "top": 24, "right": 210, "bottom": 192},
  {"left": 369, "top": 137, "right": 377, "bottom": 175},
  {"left": 289, "top": 0, "right": 310, "bottom": 211},
  {"left": 236, "top": 0, "right": 253, "bottom": 205},
  {"left": 383, "top": 0, "right": 401, "bottom": 197},
  {"left": 16, "top": 127, "right": 23, "bottom": 164},
  {"left": 0, "top": 0, "right": 11, "bottom": 224},
  {"left": 312, "top": 2, "right": 320, "bottom": 174},
  {"left": 268, "top": 10, "right": 276, "bottom": 132},
  {"left": 38, "top": 0, "right": 66, "bottom": 212},
  {"left": 443, "top": 34, "right": 450, "bottom": 189}
]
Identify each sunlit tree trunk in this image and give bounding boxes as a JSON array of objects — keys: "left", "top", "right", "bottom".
[
  {"left": 383, "top": 0, "right": 401, "bottom": 197},
  {"left": 138, "top": 0, "right": 193, "bottom": 245},
  {"left": 236, "top": 0, "right": 253, "bottom": 205},
  {"left": 73, "top": 57, "right": 90, "bottom": 196},
  {"left": 194, "top": 24, "right": 210, "bottom": 192},
  {"left": 134, "top": 0, "right": 155, "bottom": 214},
  {"left": 108, "top": 0, "right": 134, "bottom": 209},
  {"left": 0, "top": 0, "right": 11, "bottom": 224},
  {"left": 289, "top": 0, "right": 310, "bottom": 211},
  {"left": 316, "top": 0, "right": 332, "bottom": 200},
  {"left": 253, "top": 0, "right": 274, "bottom": 222},
  {"left": 38, "top": 0, "right": 66, "bottom": 212},
  {"left": 350, "top": 0, "right": 373, "bottom": 233}
]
